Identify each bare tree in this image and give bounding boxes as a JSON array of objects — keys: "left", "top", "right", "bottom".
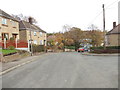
[{"left": 12, "top": 14, "right": 37, "bottom": 24}]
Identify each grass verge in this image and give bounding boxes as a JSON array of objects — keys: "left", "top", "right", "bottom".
[{"left": 2, "top": 49, "right": 17, "bottom": 55}]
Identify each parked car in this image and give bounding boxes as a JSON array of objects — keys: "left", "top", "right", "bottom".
[
  {"left": 77, "top": 47, "right": 84, "bottom": 52},
  {"left": 77, "top": 47, "right": 89, "bottom": 52}
]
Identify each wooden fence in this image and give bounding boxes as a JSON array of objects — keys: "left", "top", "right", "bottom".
[{"left": 1, "top": 39, "right": 28, "bottom": 49}]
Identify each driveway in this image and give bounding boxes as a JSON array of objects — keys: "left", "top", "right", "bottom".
[{"left": 2, "top": 52, "right": 118, "bottom": 88}]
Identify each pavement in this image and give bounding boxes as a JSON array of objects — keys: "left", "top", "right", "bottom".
[
  {"left": 1, "top": 52, "right": 118, "bottom": 88},
  {"left": 0, "top": 52, "right": 47, "bottom": 74}
]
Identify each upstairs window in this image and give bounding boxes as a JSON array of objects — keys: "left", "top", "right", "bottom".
[
  {"left": 11, "top": 21, "right": 16, "bottom": 27},
  {"left": 2, "top": 18, "right": 7, "bottom": 25},
  {"left": 34, "top": 31, "right": 37, "bottom": 36},
  {"left": 40, "top": 32, "right": 42, "bottom": 36}
]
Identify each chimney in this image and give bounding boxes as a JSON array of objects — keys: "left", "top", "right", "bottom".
[
  {"left": 113, "top": 22, "right": 116, "bottom": 28},
  {"left": 28, "top": 17, "right": 33, "bottom": 24}
]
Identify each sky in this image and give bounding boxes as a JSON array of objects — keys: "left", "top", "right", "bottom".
[{"left": 0, "top": 0, "right": 119, "bottom": 33}]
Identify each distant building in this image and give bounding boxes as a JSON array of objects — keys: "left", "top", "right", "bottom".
[
  {"left": 19, "top": 20, "right": 47, "bottom": 46},
  {"left": 0, "top": 9, "right": 19, "bottom": 41},
  {"left": 106, "top": 22, "right": 120, "bottom": 46}
]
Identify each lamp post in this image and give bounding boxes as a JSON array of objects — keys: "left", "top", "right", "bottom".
[{"left": 28, "top": 17, "right": 33, "bottom": 56}]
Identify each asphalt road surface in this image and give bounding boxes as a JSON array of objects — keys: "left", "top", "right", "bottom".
[{"left": 2, "top": 52, "right": 118, "bottom": 88}]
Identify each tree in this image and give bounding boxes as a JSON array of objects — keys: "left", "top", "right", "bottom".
[
  {"left": 88, "top": 24, "right": 98, "bottom": 30},
  {"left": 12, "top": 14, "right": 37, "bottom": 24},
  {"left": 65, "top": 27, "right": 83, "bottom": 50}
]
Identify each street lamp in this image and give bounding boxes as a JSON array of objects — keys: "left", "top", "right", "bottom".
[{"left": 28, "top": 17, "right": 33, "bottom": 56}]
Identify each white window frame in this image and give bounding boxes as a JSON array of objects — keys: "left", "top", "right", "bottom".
[
  {"left": 34, "top": 31, "right": 37, "bottom": 36},
  {"left": 40, "top": 40, "right": 43, "bottom": 45},
  {"left": 34, "top": 40, "right": 37, "bottom": 44},
  {"left": 12, "top": 21, "right": 16, "bottom": 27},
  {"left": 40, "top": 32, "right": 42, "bottom": 36},
  {"left": 2, "top": 18, "right": 7, "bottom": 25}
]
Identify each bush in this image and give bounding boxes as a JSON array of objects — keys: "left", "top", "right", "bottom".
[
  {"left": 17, "top": 50, "right": 27, "bottom": 54},
  {"left": 90, "top": 49, "right": 120, "bottom": 54},
  {"left": 10, "top": 37, "right": 15, "bottom": 41},
  {"left": 8, "top": 46, "right": 15, "bottom": 50},
  {"left": 65, "top": 46, "right": 75, "bottom": 49},
  {"left": 31, "top": 44, "right": 44, "bottom": 53},
  {"left": 90, "top": 46, "right": 120, "bottom": 50}
]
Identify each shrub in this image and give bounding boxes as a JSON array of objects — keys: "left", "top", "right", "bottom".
[
  {"left": 90, "top": 46, "right": 120, "bottom": 50},
  {"left": 10, "top": 37, "right": 15, "bottom": 41},
  {"left": 31, "top": 44, "right": 44, "bottom": 53},
  {"left": 65, "top": 46, "right": 75, "bottom": 49},
  {"left": 17, "top": 50, "right": 27, "bottom": 54},
  {"left": 90, "top": 49, "right": 120, "bottom": 54},
  {"left": 8, "top": 46, "right": 15, "bottom": 50}
]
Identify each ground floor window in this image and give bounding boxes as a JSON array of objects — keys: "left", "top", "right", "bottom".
[
  {"left": 40, "top": 40, "right": 43, "bottom": 45},
  {"left": 12, "top": 34, "right": 18, "bottom": 39},
  {"left": 34, "top": 40, "right": 37, "bottom": 44}
]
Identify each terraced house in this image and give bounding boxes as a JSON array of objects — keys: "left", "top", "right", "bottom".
[
  {"left": 19, "top": 20, "right": 47, "bottom": 46},
  {"left": 106, "top": 22, "right": 120, "bottom": 46},
  {"left": 0, "top": 9, "right": 19, "bottom": 41}
]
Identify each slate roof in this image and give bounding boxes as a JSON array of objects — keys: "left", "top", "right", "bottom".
[
  {"left": 19, "top": 20, "right": 46, "bottom": 33},
  {"left": 0, "top": 9, "right": 18, "bottom": 21},
  {"left": 106, "top": 24, "right": 120, "bottom": 35}
]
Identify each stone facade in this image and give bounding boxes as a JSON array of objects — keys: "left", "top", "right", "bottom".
[
  {"left": 19, "top": 21, "right": 47, "bottom": 46},
  {"left": 106, "top": 34, "right": 120, "bottom": 46},
  {"left": 106, "top": 24, "right": 120, "bottom": 46},
  {"left": 0, "top": 10, "right": 19, "bottom": 41}
]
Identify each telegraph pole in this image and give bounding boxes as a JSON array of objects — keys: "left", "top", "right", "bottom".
[{"left": 102, "top": 4, "right": 106, "bottom": 50}]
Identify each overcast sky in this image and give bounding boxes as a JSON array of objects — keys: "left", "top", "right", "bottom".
[{"left": 0, "top": 0, "right": 119, "bottom": 33}]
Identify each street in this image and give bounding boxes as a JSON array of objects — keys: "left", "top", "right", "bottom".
[{"left": 2, "top": 52, "right": 118, "bottom": 88}]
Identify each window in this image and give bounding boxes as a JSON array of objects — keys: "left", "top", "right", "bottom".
[
  {"left": 34, "top": 40, "right": 37, "bottom": 44},
  {"left": 40, "top": 40, "right": 43, "bottom": 45},
  {"left": 11, "top": 21, "right": 16, "bottom": 27},
  {"left": 40, "top": 32, "right": 42, "bottom": 36},
  {"left": 34, "top": 31, "right": 37, "bottom": 36},
  {"left": 2, "top": 18, "right": 7, "bottom": 25}
]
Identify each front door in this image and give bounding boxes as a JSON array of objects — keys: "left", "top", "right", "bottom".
[
  {"left": 2, "top": 33, "right": 9, "bottom": 40},
  {"left": 12, "top": 34, "right": 17, "bottom": 39}
]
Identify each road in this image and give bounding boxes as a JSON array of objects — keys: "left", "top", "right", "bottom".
[{"left": 2, "top": 52, "right": 118, "bottom": 88}]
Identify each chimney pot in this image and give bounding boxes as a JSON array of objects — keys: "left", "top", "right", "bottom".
[{"left": 28, "top": 17, "right": 33, "bottom": 24}]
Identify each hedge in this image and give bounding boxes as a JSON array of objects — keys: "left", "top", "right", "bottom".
[
  {"left": 90, "top": 49, "right": 120, "bottom": 54},
  {"left": 30, "top": 45, "right": 45, "bottom": 53},
  {"left": 65, "top": 46, "right": 75, "bottom": 49},
  {"left": 90, "top": 46, "right": 120, "bottom": 53},
  {"left": 90, "top": 46, "right": 120, "bottom": 50}
]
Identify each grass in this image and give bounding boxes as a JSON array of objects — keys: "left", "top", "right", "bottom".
[{"left": 2, "top": 49, "right": 17, "bottom": 55}]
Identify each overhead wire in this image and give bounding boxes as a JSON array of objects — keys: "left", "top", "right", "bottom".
[{"left": 87, "top": 0, "right": 119, "bottom": 29}]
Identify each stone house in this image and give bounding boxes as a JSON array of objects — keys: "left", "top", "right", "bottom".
[
  {"left": 0, "top": 9, "right": 19, "bottom": 41},
  {"left": 106, "top": 22, "right": 120, "bottom": 46},
  {"left": 19, "top": 20, "right": 47, "bottom": 46}
]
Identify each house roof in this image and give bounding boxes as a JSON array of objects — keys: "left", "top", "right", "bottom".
[
  {"left": 106, "top": 24, "right": 120, "bottom": 35},
  {"left": 19, "top": 20, "right": 46, "bottom": 33},
  {"left": 0, "top": 9, "right": 18, "bottom": 22}
]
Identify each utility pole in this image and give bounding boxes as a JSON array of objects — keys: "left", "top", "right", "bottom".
[
  {"left": 102, "top": 4, "right": 106, "bottom": 50},
  {"left": 29, "top": 17, "right": 33, "bottom": 56}
]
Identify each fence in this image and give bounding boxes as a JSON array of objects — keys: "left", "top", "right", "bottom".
[{"left": 1, "top": 39, "right": 29, "bottom": 51}]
